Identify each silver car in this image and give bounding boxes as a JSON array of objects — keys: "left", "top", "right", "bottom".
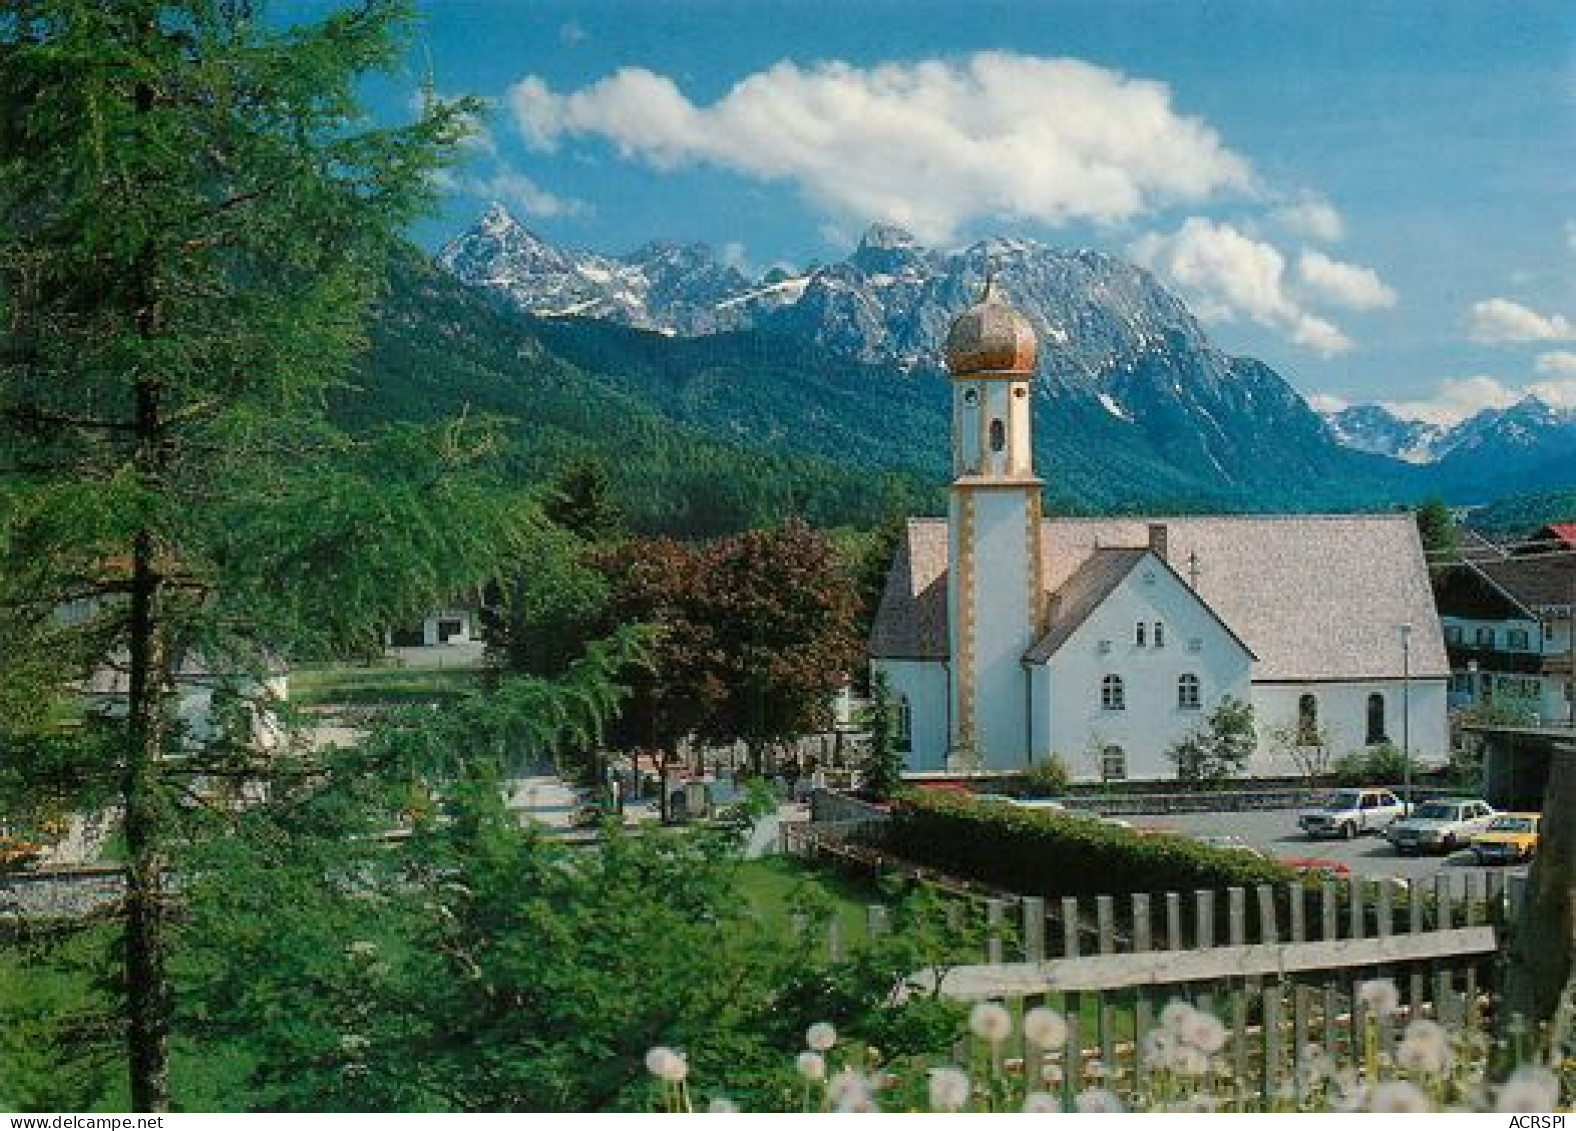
[{"left": 1386, "top": 799, "right": 1496, "bottom": 855}]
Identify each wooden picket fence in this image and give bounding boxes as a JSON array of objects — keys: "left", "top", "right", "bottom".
[{"left": 781, "top": 816, "right": 1521, "bottom": 1104}]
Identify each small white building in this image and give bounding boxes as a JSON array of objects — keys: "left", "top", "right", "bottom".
[{"left": 868, "top": 280, "right": 1450, "bottom": 781}]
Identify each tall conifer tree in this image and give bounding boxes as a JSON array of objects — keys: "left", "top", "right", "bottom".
[{"left": 0, "top": 1, "right": 574, "bottom": 1109}]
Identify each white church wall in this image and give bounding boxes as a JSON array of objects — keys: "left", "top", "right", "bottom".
[
  {"left": 1043, "top": 554, "right": 1252, "bottom": 781},
  {"left": 1251, "top": 680, "right": 1450, "bottom": 775},
  {"left": 958, "top": 488, "right": 1036, "bottom": 770},
  {"left": 874, "top": 659, "right": 950, "bottom": 772}
]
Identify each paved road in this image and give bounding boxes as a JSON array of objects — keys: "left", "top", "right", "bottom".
[{"left": 1124, "top": 807, "right": 1529, "bottom": 893}]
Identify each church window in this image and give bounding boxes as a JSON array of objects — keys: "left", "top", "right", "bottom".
[
  {"left": 989, "top": 418, "right": 1005, "bottom": 452},
  {"left": 1101, "top": 675, "right": 1125, "bottom": 711},
  {"left": 1101, "top": 745, "right": 1127, "bottom": 781},
  {"left": 1177, "top": 674, "right": 1201, "bottom": 711},
  {"left": 963, "top": 387, "right": 979, "bottom": 405},
  {"left": 1014, "top": 386, "right": 1027, "bottom": 399},
  {"left": 1297, "top": 693, "right": 1319, "bottom": 745},
  {"left": 1366, "top": 692, "right": 1386, "bottom": 744},
  {"left": 1135, "top": 622, "right": 1146, "bottom": 647},
  {"left": 1153, "top": 622, "right": 1165, "bottom": 648},
  {"left": 896, "top": 696, "right": 913, "bottom": 753}
]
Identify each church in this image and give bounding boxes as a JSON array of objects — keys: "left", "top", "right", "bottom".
[{"left": 868, "top": 279, "right": 1450, "bottom": 781}]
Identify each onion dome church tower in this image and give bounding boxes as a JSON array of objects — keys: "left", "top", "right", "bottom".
[{"left": 943, "top": 276, "right": 1044, "bottom": 769}]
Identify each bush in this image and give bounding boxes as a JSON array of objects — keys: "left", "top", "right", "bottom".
[
  {"left": 1332, "top": 742, "right": 1423, "bottom": 787},
  {"left": 884, "top": 791, "right": 1295, "bottom": 900}
]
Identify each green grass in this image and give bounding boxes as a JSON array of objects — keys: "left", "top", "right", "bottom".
[
  {"left": 289, "top": 663, "right": 484, "bottom": 708},
  {"left": 732, "top": 856, "right": 888, "bottom": 947}
]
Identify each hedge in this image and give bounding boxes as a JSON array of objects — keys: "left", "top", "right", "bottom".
[{"left": 882, "top": 791, "right": 1296, "bottom": 899}]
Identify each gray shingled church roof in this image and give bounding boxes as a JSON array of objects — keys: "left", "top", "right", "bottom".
[{"left": 869, "top": 514, "right": 1450, "bottom": 681}]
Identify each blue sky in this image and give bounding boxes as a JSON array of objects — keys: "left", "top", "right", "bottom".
[{"left": 373, "top": 0, "right": 1573, "bottom": 424}]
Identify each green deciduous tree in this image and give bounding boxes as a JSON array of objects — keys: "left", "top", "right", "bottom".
[{"left": 1167, "top": 696, "right": 1256, "bottom": 788}]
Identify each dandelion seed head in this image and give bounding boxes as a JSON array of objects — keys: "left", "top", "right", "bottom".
[
  {"left": 1496, "top": 1064, "right": 1560, "bottom": 1113},
  {"left": 1183, "top": 1010, "right": 1228, "bottom": 1053},
  {"left": 1369, "top": 1081, "right": 1430, "bottom": 1113},
  {"left": 1022, "top": 1091, "right": 1059, "bottom": 1113},
  {"left": 645, "top": 1045, "right": 687, "bottom": 1083},
  {"left": 1023, "top": 1005, "right": 1068, "bottom": 1049},
  {"left": 968, "top": 1000, "right": 1013, "bottom": 1043},
  {"left": 1160, "top": 999, "right": 1196, "bottom": 1033},
  {"left": 1397, "top": 1019, "right": 1452, "bottom": 1076},
  {"left": 796, "top": 1051, "right": 826, "bottom": 1081},
  {"left": 1356, "top": 978, "right": 1401, "bottom": 1016},
  {"left": 928, "top": 1066, "right": 971, "bottom": 1112},
  {"left": 805, "top": 1021, "right": 837, "bottom": 1052},
  {"left": 1075, "top": 1087, "right": 1125, "bottom": 1113}
]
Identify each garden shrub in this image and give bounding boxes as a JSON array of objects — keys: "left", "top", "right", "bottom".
[{"left": 883, "top": 791, "right": 1295, "bottom": 900}]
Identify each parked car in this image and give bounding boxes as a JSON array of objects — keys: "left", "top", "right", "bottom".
[
  {"left": 1469, "top": 812, "right": 1541, "bottom": 865},
  {"left": 1385, "top": 798, "right": 1497, "bottom": 855},
  {"left": 1297, "top": 788, "right": 1407, "bottom": 839}
]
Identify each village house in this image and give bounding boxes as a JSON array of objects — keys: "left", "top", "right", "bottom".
[{"left": 868, "top": 280, "right": 1449, "bottom": 781}]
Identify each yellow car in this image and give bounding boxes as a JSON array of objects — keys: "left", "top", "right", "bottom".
[{"left": 1469, "top": 812, "right": 1540, "bottom": 865}]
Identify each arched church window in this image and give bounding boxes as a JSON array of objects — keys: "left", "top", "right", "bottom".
[
  {"left": 1298, "top": 693, "right": 1319, "bottom": 745},
  {"left": 1101, "top": 745, "right": 1127, "bottom": 781},
  {"left": 1178, "top": 673, "right": 1201, "bottom": 711},
  {"left": 989, "top": 418, "right": 1005, "bottom": 452},
  {"left": 1365, "top": 692, "right": 1386, "bottom": 745},
  {"left": 1101, "top": 675, "right": 1125, "bottom": 711},
  {"left": 896, "top": 696, "right": 913, "bottom": 753},
  {"left": 1135, "top": 622, "right": 1146, "bottom": 647}
]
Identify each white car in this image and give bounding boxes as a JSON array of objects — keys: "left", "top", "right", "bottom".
[
  {"left": 1297, "top": 788, "right": 1408, "bottom": 840},
  {"left": 1386, "top": 799, "right": 1497, "bottom": 855}
]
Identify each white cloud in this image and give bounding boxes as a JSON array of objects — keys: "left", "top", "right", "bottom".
[
  {"left": 507, "top": 53, "right": 1253, "bottom": 242},
  {"left": 1381, "top": 376, "right": 1522, "bottom": 427},
  {"left": 1467, "top": 298, "right": 1573, "bottom": 343},
  {"left": 1306, "top": 392, "right": 1349, "bottom": 414},
  {"left": 1130, "top": 217, "right": 1352, "bottom": 356},
  {"left": 1296, "top": 251, "right": 1397, "bottom": 311},
  {"left": 1378, "top": 374, "right": 1576, "bottom": 427},
  {"left": 1534, "top": 350, "right": 1576, "bottom": 377},
  {"left": 435, "top": 167, "right": 586, "bottom": 219},
  {"left": 720, "top": 241, "right": 752, "bottom": 276},
  {"left": 1529, "top": 378, "right": 1576, "bottom": 409},
  {"left": 1275, "top": 195, "right": 1344, "bottom": 242}
]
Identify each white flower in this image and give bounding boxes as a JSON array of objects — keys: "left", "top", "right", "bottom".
[
  {"left": 1141, "top": 1029, "right": 1176, "bottom": 1070},
  {"left": 1076, "top": 1088, "right": 1125, "bottom": 1113},
  {"left": 645, "top": 1045, "right": 688, "bottom": 1083},
  {"left": 1356, "top": 978, "right": 1401, "bottom": 1016},
  {"left": 928, "top": 1066, "right": 972, "bottom": 1112},
  {"left": 1022, "top": 1092, "right": 1059, "bottom": 1113},
  {"left": 1160, "top": 999, "right": 1196, "bottom": 1033},
  {"left": 1396, "top": 1019, "right": 1452, "bottom": 1076},
  {"left": 796, "top": 1051, "right": 826, "bottom": 1081},
  {"left": 1176, "top": 1045, "right": 1209, "bottom": 1077},
  {"left": 1085, "top": 1057, "right": 1107, "bottom": 1079},
  {"left": 707, "top": 1097, "right": 739, "bottom": 1113},
  {"left": 805, "top": 1021, "right": 837, "bottom": 1052},
  {"left": 1183, "top": 1010, "right": 1228, "bottom": 1053},
  {"left": 345, "top": 940, "right": 378, "bottom": 958},
  {"left": 968, "top": 1000, "right": 1013, "bottom": 1043},
  {"left": 829, "top": 1069, "right": 875, "bottom": 1110},
  {"left": 1496, "top": 1064, "right": 1561, "bottom": 1112},
  {"left": 1023, "top": 1006, "right": 1068, "bottom": 1048},
  {"left": 1369, "top": 1081, "right": 1430, "bottom": 1112}
]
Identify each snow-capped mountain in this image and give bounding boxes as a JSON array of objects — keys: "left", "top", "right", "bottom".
[
  {"left": 1323, "top": 405, "right": 1447, "bottom": 464},
  {"left": 437, "top": 202, "right": 748, "bottom": 335},
  {"left": 436, "top": 204, "right": 1425, "bottom": 502}
]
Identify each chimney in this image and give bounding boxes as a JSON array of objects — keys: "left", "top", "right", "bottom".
[{"left": 1148, "top": 523, "right": 1169, "bottom": 562}]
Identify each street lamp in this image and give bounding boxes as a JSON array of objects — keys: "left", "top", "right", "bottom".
[{"left": 1399, "top": 622, "right": 1413, "bottom": 812}]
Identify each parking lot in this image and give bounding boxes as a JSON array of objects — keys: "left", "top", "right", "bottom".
[{"left": 1124, "top": 807, "right": 1530, "bottom": 892}]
